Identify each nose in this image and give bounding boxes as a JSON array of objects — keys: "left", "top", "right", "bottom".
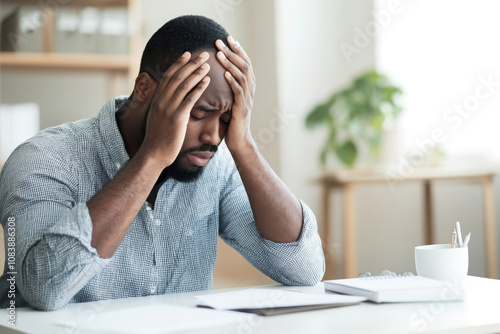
[{"left": 199, "top": 118, "right": 222, "bottom": 147}]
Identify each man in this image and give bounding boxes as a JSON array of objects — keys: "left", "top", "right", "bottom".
[{"left": 0, "top": 15, "right": 324, "bottom": 311}]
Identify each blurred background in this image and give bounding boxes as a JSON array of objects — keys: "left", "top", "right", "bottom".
[{"left": 1, "top": 0, "right": 499, "bottom": 287}]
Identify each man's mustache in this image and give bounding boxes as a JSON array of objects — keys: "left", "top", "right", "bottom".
[{"left": 182, "top": 143, "right": 218, "bottom": 155}]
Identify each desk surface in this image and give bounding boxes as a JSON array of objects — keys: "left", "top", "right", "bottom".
[{"left": 1, "top": 276, "right": 499, "bottom": 334}]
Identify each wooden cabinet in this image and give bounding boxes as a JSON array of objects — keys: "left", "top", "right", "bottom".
[{"left": 0, "top": 0, "right": 142, "bottom": 99}]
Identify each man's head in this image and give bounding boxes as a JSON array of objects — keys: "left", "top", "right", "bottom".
[
  {"left": 139, "top": 15, "right": 230, "bottom": 82},
  {"left": 135, "top": 15, "right": 234, "bottom": 182}
]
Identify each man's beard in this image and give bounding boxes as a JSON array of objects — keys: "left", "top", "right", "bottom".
[
  {"left": 162, "top": 143, "right": 218, "bottom": 182},
  {"left": 142, "top": 111, "right": 217, "bottom": 183}
]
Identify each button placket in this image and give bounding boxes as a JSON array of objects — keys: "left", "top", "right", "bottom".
[
  {"left": 145, "top": 202, "right": 162, "bottom": 227},
  {"left": 144, "top": 203, "right": 154, "bottom": 221}
]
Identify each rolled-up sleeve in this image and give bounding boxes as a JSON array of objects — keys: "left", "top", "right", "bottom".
[
  {"left": 218, "top": 151, "right": 325, "bottom": 286},
  {"left": 0, "top": 142, "right": 109, "bottom": 311}
]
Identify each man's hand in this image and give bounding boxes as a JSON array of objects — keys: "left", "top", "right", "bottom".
[
  {"left": 140, "top": 51, "right": 211, "bottom": 169},
  {"left": 215, "top": 37, "right": 256, "bottom": 154},
  {"left": 215, "top": 36, "right": 302, "bottom": 243}
]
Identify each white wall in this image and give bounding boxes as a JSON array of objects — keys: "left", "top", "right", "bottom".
[
  {"left": 275, "top": 0, "right": 379, "bottom": 276},
  {"left": 372, "top": 0, "right": 500, "bottom": 277},
  {"left": 377, "top": 0, "right": 500, "bottom": 160},
  {"left": 1, "top": 70, "right": 109, "bottom": 130}
]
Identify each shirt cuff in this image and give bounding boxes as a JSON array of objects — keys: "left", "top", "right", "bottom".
[
  {"left": 45, "top": 202, "right": 110, "bottom": 261},
  {"left": 258, "top": 199, "right": 325, "bottom": 285}
]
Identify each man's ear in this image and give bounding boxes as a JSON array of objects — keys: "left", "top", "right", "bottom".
[{"left": 133, "top": 73, "right": 157, "bottom": 102}]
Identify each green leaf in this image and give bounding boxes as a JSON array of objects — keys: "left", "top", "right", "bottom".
[
  {"left": 368, "top": 132, "right": 382, "bottom": 157},
  {"left": 335, "top": 140, "right": 357, "bottom": 167},
  {"left": 326, "top": 121, "right": 337, "bottom": 144},
  {"left": 371, "top": 113, "right": 385, "bottom": 131},
  {"left": 305, "top": 101, "right": 332, "bottom": 128},
  {"left": 320, "top": 144, "right": 328, "bottom": 165},
  {"left": 319, "top": 125, "right": 337, "bottom": 165}
]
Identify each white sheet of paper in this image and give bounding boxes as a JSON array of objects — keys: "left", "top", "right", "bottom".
[
  {"left": 194, "top": 288, "right": 366, "bottom": 310},
  {"left": 57, "top": 304, "right": 241, "bottom": 334}
]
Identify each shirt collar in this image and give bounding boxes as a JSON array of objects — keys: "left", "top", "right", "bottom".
[{"left": 98, "top": 96, "right": 131, "bottom": 178}]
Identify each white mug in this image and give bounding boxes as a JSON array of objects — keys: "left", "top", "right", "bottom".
[{"left": 414, "top": 244, "right": 468, "bottom": 286}]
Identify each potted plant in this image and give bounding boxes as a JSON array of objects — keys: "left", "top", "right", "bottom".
[{"left": 305, "top": 69, "right": 403, "bottom": 167}]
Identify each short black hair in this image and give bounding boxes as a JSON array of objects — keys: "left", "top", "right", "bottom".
[{"left": 139, "top": 15, "right": 230, "bottom": 82}]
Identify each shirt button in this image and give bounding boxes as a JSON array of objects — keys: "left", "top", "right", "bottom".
[
  {"left": 146, "top": 206, "right": 152, "bottom": 211},
  {"left": 150, "top": 286, "right": 157, "bottom": 294},
  {"left": 154, "top": 219, "right": 161, "bottom": 226}
]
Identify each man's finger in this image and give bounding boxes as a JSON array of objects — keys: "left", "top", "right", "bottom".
[
  {"left": 215, "top": 39, "right": 254, "bottom": 86},
  {"left": 179, "top": 76, "right": 211, "bottom": 111},
  {"left": 156, "top": 51, "right": 191, "bottom": 85},
  {"left": 216, "top": 50, "right": 247, "bottom": 86},
  {"left": 168, "top": 63, "right": 211, "bottom": 109},
  {"left": 227, "top": 36, "right": 251, "bottom": 64},
  {"left": 153, "top": 51, "right": 210, "bottom": 106},
  {"left": 224, "top": 71, "right": 245, "bottom": 105}
]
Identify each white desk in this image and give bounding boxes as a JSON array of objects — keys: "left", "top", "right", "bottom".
[{"left": 0, "top": 276, "right": 499, "bottom": 334}]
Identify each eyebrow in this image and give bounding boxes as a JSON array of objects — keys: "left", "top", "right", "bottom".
[
  {"left": 195, "top": 105, "right": 232, "bottom": 115},
  {"left": 196, "top": 105, "right": 221, "bottom": 112}
]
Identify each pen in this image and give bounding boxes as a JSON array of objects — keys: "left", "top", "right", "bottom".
[
  {"left": 456, "top": 221, "right": 463, "bottom": 247},
  {"left": 463, "top": 232, "right": 471, "bottom": 247},
  {"left": 451, "top": 229, "right": 457, "bottom": 248}
]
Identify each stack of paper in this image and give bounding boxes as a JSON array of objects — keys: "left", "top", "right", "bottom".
[{"left": 194, "top": 288, "right": 366, "bottom": 315}]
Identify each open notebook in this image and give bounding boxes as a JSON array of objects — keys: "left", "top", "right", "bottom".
[{"left": 324, "top": 275, "right": 464, "bottom": 303}]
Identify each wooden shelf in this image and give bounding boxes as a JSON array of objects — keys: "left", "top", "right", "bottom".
[
  {"left": 0, "top": 0, "right": 141, "bottom": 98},
  {"left": 0, "top": 0, "right": 128, "bottom": 7},
  {"left": 0, "top": 52, "right": 131, "bottom": 71}
]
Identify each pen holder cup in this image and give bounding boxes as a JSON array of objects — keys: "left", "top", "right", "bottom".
[{"left": 415, "top": 244, "right": 468, "bottom": 286}]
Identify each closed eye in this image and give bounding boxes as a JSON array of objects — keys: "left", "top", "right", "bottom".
[
  {"left": 190, "top": 115, "right": 205, "bottom": 121},
  {"left": 191, "top": 105, "right": 218, "bottom": 121},
  {"left": 220, "top": 111, "right": 232, "bottom": 125}
]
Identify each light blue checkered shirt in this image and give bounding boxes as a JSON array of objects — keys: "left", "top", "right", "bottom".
[{"left": 0, "top": 96, "right": 325, "bottom": 311}]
